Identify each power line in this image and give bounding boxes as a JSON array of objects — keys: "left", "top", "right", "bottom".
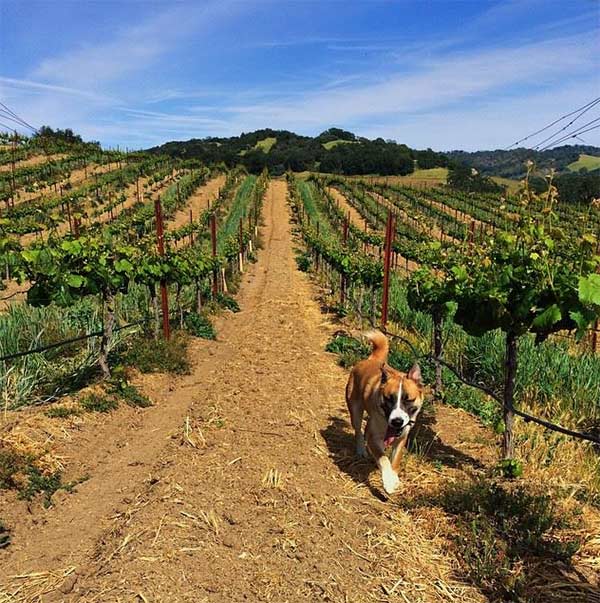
[
  {"left": 0, "top": 110, "right": 37, "bottom": 133},
  {"left": 0, "top": 101, "right": 38, "bottom": 133},
  {"left": 505, "top": 96, "right": 600, "bottom": 149},
  {"left": 533, "top": 101, "right": 600, "bottom": 150},
  {"left": 539, "top": 121, "right": 600, "bottom": 151}
]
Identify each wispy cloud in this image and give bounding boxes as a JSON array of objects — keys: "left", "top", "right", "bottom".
[
  {"left": 0, "top": 76, "right": 115, "bottom": 102},
  {"left": 218, "top": 33, "right": 598, "bottom": 129},
  {"left": 32, "top": 1, "right": 243, "bottom": 88}
]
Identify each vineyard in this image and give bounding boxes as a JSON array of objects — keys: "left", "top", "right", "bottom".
[{"left": 0, "top": 132, "right": 599, "bottom": 602}]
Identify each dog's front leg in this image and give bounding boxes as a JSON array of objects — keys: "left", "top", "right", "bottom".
[
  {"left": 390, "top": 433, "right": 409, "bottom": 474},
  {"left": 367, "top": 436, "right": 400, "bottom": 495}
]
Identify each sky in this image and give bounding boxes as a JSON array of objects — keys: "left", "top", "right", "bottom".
[{"left": 0, "top": 0, "right": 599, "bottom": 151}]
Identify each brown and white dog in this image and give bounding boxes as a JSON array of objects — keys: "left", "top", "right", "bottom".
[{"left": 345, "top": 330, "right": 424, "bottom": 494}]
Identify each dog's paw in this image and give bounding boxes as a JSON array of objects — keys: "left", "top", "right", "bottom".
[{"left": 382, "top": 470, "right": 400, "bottom": 495}]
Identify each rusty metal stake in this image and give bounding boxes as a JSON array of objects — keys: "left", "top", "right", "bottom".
[{"left": 154, "top": 197, "right": 170, "bottom": 339}]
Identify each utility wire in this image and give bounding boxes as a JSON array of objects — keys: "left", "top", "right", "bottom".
[
  {"left": 0, "top": 101, "right": 38, "bottom": 133},
  {"left": 506, "top": 96, "right": 600, "bottom": 149},
  {"left": 533, "top": 103, "right": 600, "bottom": 150},
  {"left": 538, "top": 120, "right": 600, "bottom": 151}
]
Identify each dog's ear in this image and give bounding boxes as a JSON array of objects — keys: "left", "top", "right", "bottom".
[
  {"left": 407, "top": 363, "right": 422, "bottom": 384},
  {"left": 380, "top": 365, "right": 388, "bottom": 384}
]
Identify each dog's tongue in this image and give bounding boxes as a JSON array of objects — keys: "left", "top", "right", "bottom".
[{"left": 384, "top": 426, "right": 397, "bottom": 448}]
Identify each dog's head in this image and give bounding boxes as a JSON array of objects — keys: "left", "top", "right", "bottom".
[{"left": 379, "top": 363, "right": 424, "bottom": 435}]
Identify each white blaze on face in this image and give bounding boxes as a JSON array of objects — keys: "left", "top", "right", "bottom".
[{"left": 388, "top": 381, "right": 409, "bottom": 427}]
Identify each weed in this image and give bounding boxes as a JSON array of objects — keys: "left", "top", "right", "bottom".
[
  {"left": 18, "top": 468, "right": 87, "bottom": 508},
  {"left": 124, "top": 332, "right": 191, "bottom": 374},
  {"left": 45, "top": 405, "right": 84, "bottom": 419},
  {"left": 216, "top": 293, "right": 240, "bottom": 313},
  {"left": 325, "top": 333, "right": 369, "bottom": 368},
  {"left": 117, "top": 383, "right": 152, "bottom": 408},
  {"left": 18, "top": 467, "right": 63, "bottom": 508},
  {"left": 496, "top": 458, "right": 524, "bottom": 479},
  {"left": 0, "top": 445, "right": 30, "bottom": 489},
  {"left": 184, "top": 312, "right": 217, "bottom": 340},
  {"left": 0, "top": 521, "right": 9, "bottom": 549},
  {"left": 295, "top": 251, "right": 312, "bottom": 272},
  {"left": 79, "top": 393, "right": 118, "bottom": 413},
  {"left": 440, "top": 479, "right": 580, "bottom": 600},
  {"left": 106, "top": 371, "right": 153, "bottom": 408}
]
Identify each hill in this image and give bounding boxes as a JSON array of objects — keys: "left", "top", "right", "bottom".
[
  {"left": 567, "top": 153, "right": 600, "bottom": 172},
  {"left": 446, "top": 145, "right": 600, "bottom": 179},
  {"left": 149, "top": 128, "right": 448, "bottom": 176}
]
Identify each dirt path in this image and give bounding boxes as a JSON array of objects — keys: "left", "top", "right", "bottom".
[
  {"left": 168, "top": 174, "right": 226, "bottom": 231},
  {"left": 0, "top": 180, "right": 495, "bottom": 602},
  {"left": 328, "top": 186, "right": 368, "bottom": 230},
  {"left": 12, "top": 162, "right": 118, "bottom": 207},
  {"left": 0, "top": 153, "right": 68, "bottom": 173}
]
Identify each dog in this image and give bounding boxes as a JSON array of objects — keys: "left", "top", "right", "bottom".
[{"left": 345, "top": 330, "right": 424, "bottom": 494}]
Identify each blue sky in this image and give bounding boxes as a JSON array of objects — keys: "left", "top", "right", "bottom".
[{"left": 0, "top": 0, "right": 598, "bottom": 151}]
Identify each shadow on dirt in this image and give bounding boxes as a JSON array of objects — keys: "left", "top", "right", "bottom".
[
  {"left": 321, "top": 408, "right": 483, "bottom": 495},
  {"left": 409, "top": 408, "right": 485, "bottom": 471}
]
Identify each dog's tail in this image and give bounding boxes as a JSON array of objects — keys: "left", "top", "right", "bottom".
[{"left": 365, "top": 330, "right": 389, "bottom": 363}]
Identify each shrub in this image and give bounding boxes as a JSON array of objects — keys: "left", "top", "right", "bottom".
[
  {"left": 325, "top": 333, "right": 369, "bottom": 368},
  {"left": 124, "top": 332, "right": 191, "bottom": 375},
  {"left": 216, "top": 293, "right": 240, "bottom": 313},
  {"left": 295, "top": 251, "right": 312, "bottom": 272},
  {"left": 185, "top": 313, "right": 217, "bottom": 340}
]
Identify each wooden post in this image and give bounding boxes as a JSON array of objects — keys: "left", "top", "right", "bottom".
[
  {"left": 381, "top": 210, "right": 395, "bottom": 328},
  {"left": 154, "top": 197, "right": 171, "bottom": 339},
  {"left": 239, "top": 217, "right": 244, "bottom": 273},
  {"left": 316, "top": 222, "right": 320, "bottom": 271},
  {"left": 189, "top": 209, "right": 194, "bottom": 246},
  {"left": 340, "top": 215, "right": 349, "bottom": 306},
  {"left": 211, "top": 213, "right": 218, "bottom": 297},
  {"left": 66, "top": 198, "right": 73, "bottom": 234},
  {"left": 469, "top": 220, "right": 476, "bottom": 245}
]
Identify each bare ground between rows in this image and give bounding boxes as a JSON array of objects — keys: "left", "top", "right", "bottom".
[
  {"left": 328, "top": 185, "right": 420, "bottom": 273},
  {"left": 0, "top": 153, "right": 68, "bottom": 173},
  {"left": 0, "top": 179, "right": 491, "bottom": 603}
]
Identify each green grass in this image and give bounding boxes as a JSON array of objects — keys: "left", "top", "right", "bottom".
[
  {"left": 322, "top": 139, "right": 356, "bottom": 150},
  {"left": 184, "top": 312, "right": 217, "bottom": 339},
  {"left": 79, "top": 393, "right": 118, "bottom": 413},
  {"left": 437, "top": 479, "right": 579, "bottom": 601},
  {"left": 409, "top": 167, "right": 449, "bottom": 180},
  {"left": 491, "top": 176, "right": 521, "bottom": 193},
  {"left": 45, "top": 406, "right": 84, "bottom": 419},
  {"left": 123, "top": 332, "right": 191, "bottom": 375},
  {"left": 567, "top": 153, "right": 600, "bottom": 172},
  {"left": 254, "top": 137, "right": 277, "bottom": 153}
]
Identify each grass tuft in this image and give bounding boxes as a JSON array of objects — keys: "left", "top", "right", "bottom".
[
  {"left": 439, "top": 479, "right": 579, "bottom": 600},
  {"left": 45, "top": 405, "right": 84, "bottom": 419},
  {"left": 79, "top": 393, "right": 118, "bottom": 413},
  {"left": 216, "top": 293, "right": 240, "bottom": 313},
  {"left": 124, "top": 332, "right": 191, "bottom": 374},
  {"left": 184, "top": 312, "right": 217, "bottom": 340}
]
